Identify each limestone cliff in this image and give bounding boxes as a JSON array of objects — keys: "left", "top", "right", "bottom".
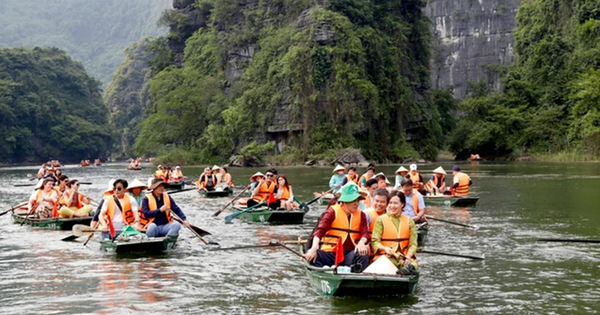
[{"left": 425, "top": 0, "right": 520, "bottom": 99}]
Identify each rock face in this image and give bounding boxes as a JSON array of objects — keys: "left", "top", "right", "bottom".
[{"left": 425, "top": 0, "right": 520, "bottom": 99}]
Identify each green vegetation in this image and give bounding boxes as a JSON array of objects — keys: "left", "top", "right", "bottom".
[
  {"left": 0, "top": 0, "right": 169, "bottom": 87},
  {"left": 0, "top": 47, "right": 111, "bottom": 163},
  {"left": 450, "top": 0, "right": 600, "bottom": 160},
  {"left": 135, "top": 0, "right": 452, "bottom": 163}
]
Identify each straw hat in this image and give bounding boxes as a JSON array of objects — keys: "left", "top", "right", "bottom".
[
  {"left": 127, "top": 179, "right": 148, "bottom": 191},
  {"left": 149, "top": 178, "right": 168, "bottom": 190},
  {"left": 103, "top": 179, "right": 116, "bottom": 195},
  {"left": 212, "top": 165, "right": 221, "bottom": 171},
  {"left": 332, "top": 165, "right": 346, "bottom": 173},
  {"left": 395, "top": 166, "right": 409, "bottom": 174},
  {"left": 250, "top": 172, "right": 264, "bottom": 181},
  {"left": 433, "top": 166, "right": 447, "bottom": 175}
]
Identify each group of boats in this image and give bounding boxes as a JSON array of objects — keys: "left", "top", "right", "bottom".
[{"left": 8, "top": 164, "right": 481, "bottom": 298}]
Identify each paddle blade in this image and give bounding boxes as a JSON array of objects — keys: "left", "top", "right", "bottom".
[
  {"left": 72, "top": 224, "right": 94, "bottom": 237},
  {"left": 61, "top": 234, "right": 79, "bottom": 242},
  {"left": 190, "top": 224, "right": 211, "bottom": 236}
]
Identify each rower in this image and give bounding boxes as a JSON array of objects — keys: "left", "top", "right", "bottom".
[
  {"left": 155, "top": 165, "right": 168, "bottom": 182},
  {"left": 303, "top": 184, "right": 370, "bottom": 272},
  {"left": 127, "top": 178, "right": 148, "bottom": 219},
  {"left": 394, "top": 166, "right": 409, "bottom": 189},
  {"left": 247, "top": 172, "right": 264, "bottom": 190},
  {"left": 247, "top": 170, "right": 277, "bottom": 209},
  {"left": 197, "top": 167, "right": 217, "bottom": 191},
  {"left": 424, "top": 166, "right": 447, "bottom": 195},
  {"left": 358, "top": 165, "right": 375, "bottom": 188},
  {"left": 400, "top": 178, "right": 426, "bottom": 224},
  {"left": 98, "top": 179, "right": 139, "bottom": 239},
  {"left": 59, "top": 179, "right": 93, "bottom": 218},
  {"left": 140, "top": 178, "right": 190, "bottom": 238},
  {"left": 451, "top": 165, "right": 472, "bottom": 196},
  {"left": 371, "top": 190, "right": 419, "bottom": 275},
  {"left": 406, "top": 164, "right": 426, "bottom": 195},
  {"left": 329, "top": 165, "right": 346, "bottom": 193},
  {"left": 169, "top": 166, "right": 185, "bottom": 184}
]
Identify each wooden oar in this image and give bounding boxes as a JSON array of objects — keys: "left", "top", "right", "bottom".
[
  {"left": 417, "top": 249, "right": 485, "bottom": 260},
  {"left": 209, "top": 240, "right": 305, "bottom": 251},
  {"left": 14, "top": 183, "right": 35, "bottom": 187},
  {"left": 425, "top": 215, "right": 479, "bottom": 230},
  {"left": 213, "top": 186, "right": 249, "bottom": 217},
  {"left": 307, "top": 187, "right": 335, "bottom": 206},
  {"left": 0, "top": 202, "right": 28, "bottom": 217},
  {"left": 83, "top": 221, "right": 99, "bottom": 246},
  {"left": 537, "top": 238, "right": 600, "bottom": 244},
  {"left": 277, "top": 241, "right": 304, "bottom": 258},
  {"left": 224, "top": 201, "right": 266, "bottom": 223},
  {"left": 72, "top": 224, "right": 122, "bottom": 237},
  {"left": 172, "top": 216, "right": 218, "bottom": 245}
]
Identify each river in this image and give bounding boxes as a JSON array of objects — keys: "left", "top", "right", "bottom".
[{"left": 0, "top": 162, "right": 599, "bottom": 314}]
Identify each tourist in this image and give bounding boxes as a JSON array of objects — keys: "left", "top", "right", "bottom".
[
  {"left": 28, "top": 178, "right": 58, "bottom": 219},
  {"left": 169, "top": 166, "right": 185, "bottom": 184},
  {"left": 329, "top": 165, "right": 346, "bottom": 193},
  {"left": 406, "top": 164, "right": 426, "bottom": 195},
  {"left": 247, "top": 170, "right": 277, "bottom": 209},
  {"left": 275, "top": 175, "right": 296, "bottom": 211},
  {"left": 59, "top": 179, "right": 93, "bottom": 218},
  {"left": 359, "top": 165, "right": 375, "bottom": 188},
  {"left": 424, "top": 166, "right": 447, "bottom": 195},
  {"left": 400, "top": 178, "right": 426, "bottom": 223},
  {"left": 216, "top": 167, "right": 234, "bottom": 187},
  {"left": 451, "top": 165, "right": 472, "bottom": 196},
  {"left": 140, "top": 178, "right": 190, "bottom": 238},
  {"left": 98, "top": 179, "right": 139, "bottom": 239},
  {"left": 394, "top": 166, "right": 409, "bottom": 189},
  {"left": 364, "top": 188, "right": 390, "bottom": 233},
  {"left": 197, "top": 167, "right": 217, "bottom": 191},
  {"left": 341, "top": 167, "right": 359, "bottom": 186}
]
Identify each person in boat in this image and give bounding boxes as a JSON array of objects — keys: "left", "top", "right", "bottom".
[
  {"left": 400, "top": 178, "right": 426, "bottom": 224},
  {"left": 197, "top": 167, "right": 217, "bottom": 191},
  {"left": 374, "top": 173, "right": 391, "bottom": 191},
  {"left": 37, "top": 163, "right": 47, "bottom": 178},
  {"left": 140, "top": 178, "right": 190, "bottom": 238},
  {"left": 216, "top": 167, "right": 234, "bottom": 187},
  {"left": 371, "top": 190, "right": 419, "bottom": 274},
  {"left": 90, "top": 180, "right": 115, "bottom": 231},
  {"left": 127, "top": 179, "right": 148, "bottom": 212},
  {"left": 54, "top": 174, "right": 69, "bottom": 199},
  {"left": 59, "top": 179, "right": 93, "bottom": 218},
  {"left": 358, "top": 165, "right": 375, "bottom": 188},
  {"left": 451, "top": 165, "right": 472, "bottom": 196},
  {"left": 54, "top": 169, "right": 63, "bottom": 179},
  {"left": 341, "top": 167, "right": 359, "bottom": 186},
  {"left": 247, "top": 172, "right": 264, "bottom": 191},
  {"left": 247, "top": 170, "right": 277, "bottom": 209},
  {"left": 406, "top": 164, "right": 426, "bottom": 195},
  {"left": 329, "top": 165, "right": 346, "bottom": 193},
  {"left": 28, "top": 178, "right": 58, "bottom": 219},
  {"left": 364, "top": 188, "right": 390, "bottom": 235},
  {"left": 424, "top": 166, "right": 447, "bottom": 195},
  {"left": 362, "top": 178, "right": 379, "bottom": 209},
  {"left": 99, "top": 179, "right": 140, "bottom": 239},
  {"left": 304, "top": 184, "right": 370, "bottom": 272},
  {"left": 169, "top": 166, "right": 185, "bottom": 184},
  {"left": 155, "top": 165, "right": 168, "bottom": 182},
  {"left": 394, "top": 166, "right": 409, "bottom": 189},
  {"left": 275, "top": 175, "right": 296, "bottom": 211}
]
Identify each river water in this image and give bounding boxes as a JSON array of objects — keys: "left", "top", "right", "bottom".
[{"left": 1, "top": 162, "right": 599, "bottom": 314}]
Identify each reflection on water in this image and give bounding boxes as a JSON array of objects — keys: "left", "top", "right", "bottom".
[{"left": 1, "top": 162, "right": 600, "bottom": 313}]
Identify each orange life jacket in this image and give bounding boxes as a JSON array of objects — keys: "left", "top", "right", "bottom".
[
  {"left": 373, "top": 214, "right": 411, "bottom": 261},
  {"left": 33, "top": 189, "right": 58, "bottom": 217},
  {"left": 346, "top": 174, "right": 359, "bottom": 185},
  {"left": 320, "top": 204, "right": 362, "bottom": 252},
  {"left": 253, "top": 181, "right": 275, "bottom": 202},
  {"left": 454, "top": 172, "right": 470, "bottom": 196},
  {"left": 105, "top": 196, "right": 135, "bottom": 225},
  {"left": 170, "top": 170, "right": 184, "bottom": 181},
  {"left": 409, "top": 172, "right": 422, "bottom": 190},
  {"left": 278, "top": 185, "right": 291, "bottom": 200},
  {"left": 139, "top": 192, "right": 172, "bottom": 228},
  {"left": 155, "top": 170, "right": 168, "bottom": 182},
  {"left": 425, "top": 175, "right": 445, "bottom": 192},
  {"left": 363, "top": 195, "right": 372, "bottom": 208},
  {"left": 359, "top": 174, "right": 373, "bottom": 188},
  {"left": 366, "top": 207, "right": 384, "bottom": 233},
  {"left": 199, "top": 174, "right": 217, "bottom": 189},
  {"left": 221, "top": 173, "right": 234, "bottom": 186}
]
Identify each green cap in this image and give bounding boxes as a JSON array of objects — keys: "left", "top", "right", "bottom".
[{"left": 338, "top": 184, "right": 364, "bottom": 203}]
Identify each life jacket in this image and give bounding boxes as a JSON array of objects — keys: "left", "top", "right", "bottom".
[
  {"left": 359, "top": 174, "right": 373, "bottom": 188},
  {"left": 155, "top": 170, "right": 168, "bottom": 182},
  {"left": 253, "top": 181, "right": 275, "bottom": 202},
  {"left": 170, "top": 170, "right": 184, "bottom": 181},
  {"left": 403, "top": 190, "right": 420, "bottom": 217},
  {"left": 221, "top": 173, "right": 234, "bottom": 186},
  {"left": 66, "top": 190, "right": 85, "bottom": 208},
  {"left": 454, "top": 172, "right": 470, "bottom": 196},
  {"left": 425, "top": 175, "right": 445, "bottom": 192},
  {"left": 320, "top": 204, "right": 362, "bottom": 252},
  {"left": 278, "top": 185, "right": 291, "bottom": 200},
  {"left": 139, "top": 192, "right": 172, "bottom": 228},
  {"left": 33, "top": 189, "right": 58, "bottom": 217},
  {"left": 366, "top": 207, "right": 384, "bottom": 233},
  {"left": 346, "top": 174, "right": 359, "bottom": 185},
  {"left": 105, "top": 196, "right": 135, "bottom": 225},
  {"left": 409, "top": 172, "right": 422, "bottom": 190},
  {"left": 363, "top": 195, "right": 372, "bottom": 208},
  {"left": 373, "top": 214, "right": 411, "bottom": 261},
  {"left": 199, "top": 174, "right": 217, "bottom": 189}
]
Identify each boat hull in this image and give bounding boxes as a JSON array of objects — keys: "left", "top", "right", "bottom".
[
  {"left": 166, "top": 182, "right": 185, "bottom": 190},
  {"left": 200, "top": 189, "right": 233, "bottom": 198},
  {"left": 11, "top": 211, "right": 93, "bottom": 230},
  {"left": 231, "top": 206, "right": 308, "bottom": 224},
  {"left": 100, "top": 236, "right": 178, "bottom": 254},
  {"left": 305, "top": 266, "right": 419, "bottom": 296},
  {"left": 423, "top": 195, "right": 479, "bottom": 207}
]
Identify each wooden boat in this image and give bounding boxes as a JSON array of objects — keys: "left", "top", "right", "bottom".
[
  {"left": 304, "top": 262, "right": 419, "bottom": 296},
  {"left": 100, "top": 236, "right": 178, "bottom": 254},
  {"left": 231, "top": 205, "right": 309, "bottom": 224},
  {"left": 165, "top": 182, "right": 185, "bottom": 190},
  {"left": 11, "top": 209, "right": 92, "bottom": 230},
  {"left": 417, "top": 224, "right": 428, "bottom": 247},
  {"left": 313, "top": 192, "right": 335, "bottom": 205},
  {"left": 199, "top": 188, "right": 233, "bottom": 198},
  {"left": 127, "top": 167, "right": 142, "bottom": 171},
  {"left": 423, "top": 195, "right": 479, "bottom": 207},
  {"left": 94, "top": 159, "right": 102, "bottom": 166}
]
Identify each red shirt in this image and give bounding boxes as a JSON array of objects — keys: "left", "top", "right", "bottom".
[{"left": 312, "top": 207, "right": 370, "bottom": 250}]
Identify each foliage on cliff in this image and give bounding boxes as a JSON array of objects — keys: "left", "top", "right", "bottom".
[
  {"left": 0, "top": 47, "right": 111, "bottom": 163},
  {"left": 104, "top": 39, "right": 156, "bottom": 159},
  {"left": 0, "top": 0, "right": 170, "bottom": 87},
  {"left": 135, "top": 0, "right": 449, "bottom": 162},
  {"left": 451, "top": 0, "right": 600, "bottom": 159}
]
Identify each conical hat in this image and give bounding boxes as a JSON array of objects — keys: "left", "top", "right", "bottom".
[
  {"left": 212, "top": 165, "right": 221, "bottom": 171},
  {"left": 363, "top": 255, "right": 398, "bottom": 275},
  {"left": 127, "top": 179, "right": 148, "bottom": 191},
  {"left": 250, "top": 172, "right": 264, "bottom": 181},
  {"left": 374, "top": 172, "right": 390, "bottom": 185},
  {"left": 433, "top": 166, "right": 447, "bottom": 175},
  {"left": 332, "top": 165, "right": 346, "bottom": 173},
  {"left": 395, "top": 166, "right": 409, "bottom": 174}
]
